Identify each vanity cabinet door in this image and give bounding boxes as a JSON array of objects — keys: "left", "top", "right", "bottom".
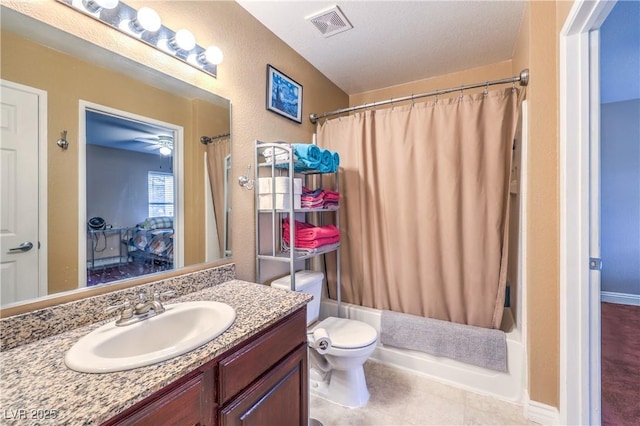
[
  {"left": 217, "top": 307, "right": 307, "bottom": 405},
  {"left": 104, "top": 368, "right": 215, "bottom": 426},
  {"left": 218, "top": 343, "right": 308, "bottom": 426}
]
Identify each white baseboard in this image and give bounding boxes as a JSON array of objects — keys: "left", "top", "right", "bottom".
[
  {"left": 601, "top": 291, "right": 640, "bottom": 306},
  {"left": 525, "top": 397, "right": 559, "bottom": 425}
]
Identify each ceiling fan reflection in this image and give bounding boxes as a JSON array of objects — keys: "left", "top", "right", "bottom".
[{"left": 134, "top": 134, "right": 174, "bottom": 155}]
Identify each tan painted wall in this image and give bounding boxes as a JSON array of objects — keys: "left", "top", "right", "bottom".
[
  {"left": 519, "top": 0, "right": 561, "bottom": 407},
  {"left": 349, "top": 61, "right": 514, "bottom": 107},
  {"left": 509, "top": 0, "right": 531, "bottom": 402},
  {"left": 1, "top": 1, "right": 349, "bottom": 289},
  {"left": 512, "top": 0, "right": 572, "bottom": 408}
]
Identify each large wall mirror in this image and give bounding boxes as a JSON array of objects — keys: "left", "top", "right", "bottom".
[{"left": 0, "top": 7, "right": 231, "bottom": 310}]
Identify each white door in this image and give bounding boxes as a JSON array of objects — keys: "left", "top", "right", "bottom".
[{"left": 0, "top": 81, "right": 43, "bottom": 305}]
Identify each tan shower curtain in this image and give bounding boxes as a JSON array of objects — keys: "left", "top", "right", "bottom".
[
  {"left": 318, "top": 88, "right": 519, "bottom": 329},
  {"left": 206, "top": 137, "right": 230, "bottom": 256}
]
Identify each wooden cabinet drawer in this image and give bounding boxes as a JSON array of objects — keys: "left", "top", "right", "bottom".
[
  {"left": 219, "top": 343, "right": 308, "bottom": 426},
  {"left": 105, "top": 368, "right": 214, "bottom": 426},
  {"left": 218, "top": 307, "right": 306, "bottom": 404}
]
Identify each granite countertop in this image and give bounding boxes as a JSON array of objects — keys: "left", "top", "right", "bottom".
[{"left": 0, "top": 280, "right": 312, "bottom": 426}]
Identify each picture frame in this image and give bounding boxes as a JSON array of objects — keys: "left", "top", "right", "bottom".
[{"left": 266, "top": 64, "right": 303, "bottom": 123}]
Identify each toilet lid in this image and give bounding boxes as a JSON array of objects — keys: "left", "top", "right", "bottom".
[{"left": 310, "top": 317, "right": 377, "bottom": 349}]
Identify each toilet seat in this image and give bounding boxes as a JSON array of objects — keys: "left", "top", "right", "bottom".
[{"left": 309, "top": 317, "right": 377, "bottom": 350}]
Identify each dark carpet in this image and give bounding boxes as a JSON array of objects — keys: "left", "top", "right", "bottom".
[
  {"left": 87, "top": 260, "right": 172, "bottom": 286},
  {"left": 601, "top": 302, "right": 640, "bottom": 426}
]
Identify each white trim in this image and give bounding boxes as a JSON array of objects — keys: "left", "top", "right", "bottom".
[
  {"left": 525, "top": 394, "right": 560, "bottom": 425},
  {"left": 36, "top": 86, "right": 48, "bottom": 299},
  {"left": 518, "top": 100, "right": 529, "bottom": 395},
  {"left": 600, "top": 291, "right": 640, "bottom": 306},
  {"left": 174, "top": 126, "right": 185, "bottom": 269},
  {"left": 77, "top": 101, "right": 185, "bottom": 287},
  {"left": 78, "top": 104, "right": 87, "bottom": 288},
  {"left": 559, "top": 24, "right": 592, "bottom": 426},
  {"left": 588, "top": 28, "right": 603, "bottom": 425},
  {"left": 0, "top": 79, "right": 48, "bottom": 298},
  {"left": 224, "top": 153, "right": 231, "bottom": 257},
  {"left": 559, "top": 1, "right": 616, "bottom": 425}
]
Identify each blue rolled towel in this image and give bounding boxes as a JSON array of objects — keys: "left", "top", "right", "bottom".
[
  {"left": 319, "top": 148, "right": 334, "bottom": 173},
  {"left": 332, "top": 152, "right": 340, "bottom": 172},
  {"left": 292, "top": 144, "right": 321, "bottom": 169}
]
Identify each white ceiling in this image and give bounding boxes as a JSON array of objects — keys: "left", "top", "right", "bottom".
[{"left": 237, "top": 1, "right": 527, "bottom": 95}]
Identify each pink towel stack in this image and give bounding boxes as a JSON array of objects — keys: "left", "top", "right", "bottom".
[
  {"left": 301, "top": 187, "right": 324, "bottom": 209},
  {"left": 323, "top": 190, "right": 339, "bottom": 210},
  {"left": 301, "top": 186, "right": 340, "bottom": 209},
  {"left": 282, "top": 218, "right": 340, "bottom": 248}
]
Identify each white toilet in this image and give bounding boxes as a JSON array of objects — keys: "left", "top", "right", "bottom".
[{"left": 272, "top": 271, "right": 378, "bottom": 408}]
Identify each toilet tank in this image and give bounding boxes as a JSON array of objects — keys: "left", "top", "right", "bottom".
[{"left": 271, "top": 270, "right": 324, "bottom": 325}]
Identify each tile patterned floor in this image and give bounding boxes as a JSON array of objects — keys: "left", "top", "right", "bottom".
[{"left": 310, "top": 360, "right": 536, "bottom": 426}]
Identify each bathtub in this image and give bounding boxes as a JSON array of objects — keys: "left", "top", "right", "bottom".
[{"left": 319, "top": 299, "right": 526, "bottom": 403}]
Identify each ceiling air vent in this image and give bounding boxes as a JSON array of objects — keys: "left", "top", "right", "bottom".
[{"left": 306, "top": 5, "right": 353, "bottom": 38}]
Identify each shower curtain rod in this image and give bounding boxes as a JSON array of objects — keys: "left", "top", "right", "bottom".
[
  {"left": 309, "top": 68, "right": 529, "bottom": 124},
  {"left": 200, "top": 132, "right": 231, "bottom": 145}
]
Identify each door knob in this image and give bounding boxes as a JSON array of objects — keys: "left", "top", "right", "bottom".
[{"left": 8, "top": 242, "right": 33, "bottom": 253}]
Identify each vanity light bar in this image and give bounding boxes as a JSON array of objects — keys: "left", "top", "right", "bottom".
[{"left": 56, "top": 0, "right": 220, "bottom": 78}]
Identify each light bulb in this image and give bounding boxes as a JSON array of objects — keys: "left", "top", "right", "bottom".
[
  {"left": 82, "top": 0, "right": 119, "bottom": 12},
  {"left": 96, "top": 0, "right": 119, "bottom": 8},
  {"left": 159, "top": 146, "right": 172, "bottom": 156},
  {"left": 136, "top": 7, "right": 161, "bottom": 32},
  {"left": 173, "top": 29, "right": 196, "bottom": 51},
  {"left": 202, "top": 46, "right": 223, "bottom": 65}
]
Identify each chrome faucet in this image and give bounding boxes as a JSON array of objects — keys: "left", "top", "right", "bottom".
[
  {"left": 134, "top": 291, "right": 166, "bottom": 316},
  {"left": 106, "top": 290, "right": 175, "bottom": 326}
]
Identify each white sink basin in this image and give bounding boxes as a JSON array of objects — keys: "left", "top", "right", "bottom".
[{"left": 65, "top": 301, "right": 236, "bottom": 373}]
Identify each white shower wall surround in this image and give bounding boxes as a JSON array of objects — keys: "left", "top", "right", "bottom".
[{"left": 320, "top": 299, "right": 525, "bottom": 403}]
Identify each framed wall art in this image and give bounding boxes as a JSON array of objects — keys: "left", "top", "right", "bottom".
[{"left": 266, "top": 64, "right": 303, "bottom": 123}]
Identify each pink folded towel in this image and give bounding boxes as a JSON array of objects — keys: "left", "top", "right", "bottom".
[
  {"left": 301, "top": 193, "right": 325, "bottom": 202},
  {"left": 284, "top": 235, "right": 341, "bottom": 248},
  {"left": 297, "top": 225, "right": 339, "bottom": 240},
  {"left": 282, "top": 219, "right": 340, "bottom": 247}
]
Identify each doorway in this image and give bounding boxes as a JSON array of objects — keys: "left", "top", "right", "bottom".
[
  {"left": 0, "top": 80, "right": 48, "bottom": 306},
  {"left": 78, "top": 101, "right": 184, "bottom": 288},
  {"left": 560, "top": 0, "right": 639, "bottom": 424},
  {"left": 598, "top": 2, "right": 640, "bottom": 424}
]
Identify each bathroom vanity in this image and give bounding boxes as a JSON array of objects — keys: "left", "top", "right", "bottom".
[
  {"left": 0, "top": 274, "right": 312, "bottom": 426},
  {"left": 105, "top": 307, "right": 308, "bottom": 426}
]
